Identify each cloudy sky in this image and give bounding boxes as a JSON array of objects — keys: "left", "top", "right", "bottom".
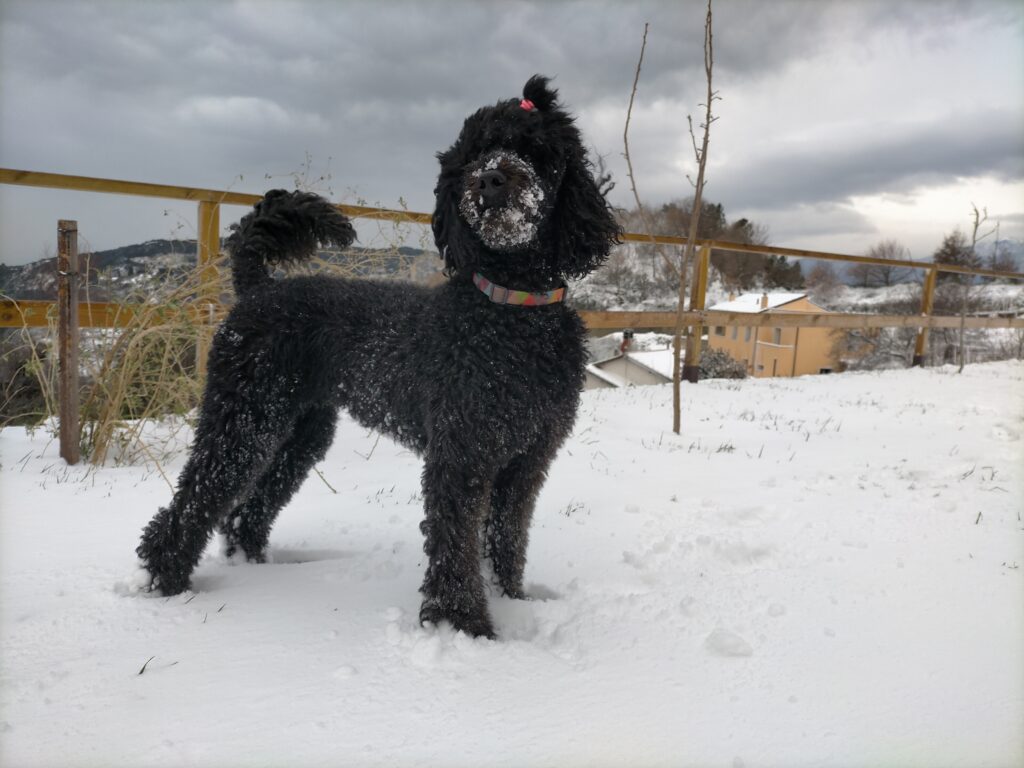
[{"left": 1, "top": 0, "right": 1022, "bottom": 265}]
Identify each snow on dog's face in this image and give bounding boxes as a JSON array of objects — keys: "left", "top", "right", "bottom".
[
  {"left": 458, "top": 149, "right": 548, "bottom": 251},
  {"left": 432, "top": 75, "right": 621, "bottom": 282}
]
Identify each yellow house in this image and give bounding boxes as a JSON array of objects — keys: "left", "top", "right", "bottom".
[{"left": 706, "top": 292, "right": 841, "bottom": 378}]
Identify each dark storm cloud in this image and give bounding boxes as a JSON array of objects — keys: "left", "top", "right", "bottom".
[
  {"left": 718, "top": 110, "right": 1024, "bottom": 211},
  {"left": 1, "top": 0, "right": 1022, "bottom": 262}
]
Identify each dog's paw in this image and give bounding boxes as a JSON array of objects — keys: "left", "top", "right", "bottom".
[
  {"left": 419, "top": 600, "right": 495, "bottom": 640},
  {"left": 215, "top": 532, "right": 267, "bottom": 565},
  {"left": 500, "top": 585, "right": 528, "bottom": 600},
  {"left": 132, "top": 559, "right": 191, "bottom": 597}
]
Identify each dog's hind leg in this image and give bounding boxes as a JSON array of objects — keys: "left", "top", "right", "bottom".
[
  {"left": 220, "top": 405, "right": 338, "bottom": 563},
  {"left": 485, "top": 440, "right": 561, "bottom": 599},
  {"left": 136, "top": 390, "right": 294, "bottom": 595}
]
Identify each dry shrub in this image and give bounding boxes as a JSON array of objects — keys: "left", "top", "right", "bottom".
[
  {"left": 0, "top": 322, "right": 58, "bottom": 426},
  {"left": 1, "top": 209, "right": 437, "bottom": 468},
  {"left": 80, "top": 257, "right": 227, "bottom": 465}
]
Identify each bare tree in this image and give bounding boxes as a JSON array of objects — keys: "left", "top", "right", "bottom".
[
  {"left": 847, "top": 239, "right": 912, "bottom": 287},
  {"left": 845, "top": 259, "right": 873, "bottom": 289},
  {"left": 621, "top": 2, "right": 718, "bottom": 434},
  {"left": 988, "top": 223, "right": 1019, "bottom": 276},
  {"left": 805, "top": 260, "right": 842, "bottom": 302},
  {"left": 590, "top": 148, "right": 616, "bottom": 198},
  {"left": 957, "top": 203, "right": 996, "bottom": 372},
  {"left": 672, "top": 0, "right": 718, "bottom": 434},
  {"left": 622, "top": 23, "right": 678, "bottom": 285}
]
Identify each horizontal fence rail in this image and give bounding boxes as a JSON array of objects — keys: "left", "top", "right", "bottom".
[
  {"left": 0, "top": 168, "right": 433, "bottom": 224},
  {"left": 5, "top": 300, "right": 1022, "bottom": 332},
  {"left": 2, "top": 168, "right": 1022, "bottom": 351},
  {"left": 3, "top": 167, "right": 1023, "bottom": 280}
]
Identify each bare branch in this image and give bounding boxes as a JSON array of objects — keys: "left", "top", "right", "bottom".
[
  {"left": 592, "top": 150, "right": 616, "bottom": 197},
  {"left": 672, "top": 0, "right": 717, "bottom": 434},
  {"left": 623, "top": 22, "right": 680, "bottom": 281},
  {"left": 688, "top": 115, "right": 700, "bottom": 163}
]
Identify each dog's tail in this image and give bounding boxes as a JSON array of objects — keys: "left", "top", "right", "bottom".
[{"left": 226, "top": 189, "right": 357, "bottom": 296}]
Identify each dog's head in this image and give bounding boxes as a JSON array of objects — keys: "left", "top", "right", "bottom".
[{"left": 432, "top": 75, "right": 621, "bottom": 286}]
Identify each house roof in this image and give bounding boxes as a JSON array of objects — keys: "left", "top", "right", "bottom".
[
  {"left": 626, "top": 349, "right": 675, "bottom": 380},
  {"left": 708, "top": 292, "right": 806, "bottom": 313},
  {"left": 585, "top": 363, "right": 627, "bottom": 387},
  {"left": 588, "top": 350, "right": 674, "bottom": 385}
]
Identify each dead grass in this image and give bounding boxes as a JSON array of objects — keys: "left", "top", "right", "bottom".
[{"left": 1, "top": 210, "right": 435, "bottom": 468}]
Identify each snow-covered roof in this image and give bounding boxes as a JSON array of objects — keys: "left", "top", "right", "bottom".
[
  {"left": 584, "top": 363, "right": 627, "bottom": 387},
  {"left": 588, "top": 349, "right": 675, "bottom": 386},
  {"left": 708, "top": 292, "right": 806, "bottom": 313},
  {"left": 626, "top": 349, "right": 675, "bottom": 380}
]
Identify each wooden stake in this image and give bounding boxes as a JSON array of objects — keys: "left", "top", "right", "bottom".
[
  {"left": 57, "top": 220, "right": 80, "bottom": 465},
  {"left": 913, "top": 267, "right": 938, "bottom": 366},
  {"left": 195, "top": 201, "right": 220, "bottom": 380},
  {"left": 682, "top": 244, "right": 711, "bottom": 383}
]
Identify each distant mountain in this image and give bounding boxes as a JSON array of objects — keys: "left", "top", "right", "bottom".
[{"left": 0, "top": 240, "right": 441, "bottom": 301}]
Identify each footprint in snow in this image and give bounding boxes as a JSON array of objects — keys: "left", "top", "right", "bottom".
[{"left": 704, "top": 628, "right": 754, "bottom": 657}]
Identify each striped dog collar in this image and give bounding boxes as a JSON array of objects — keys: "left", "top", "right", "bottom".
[{"left": 472, "top": 272, "right": 567, "bottom": 306}]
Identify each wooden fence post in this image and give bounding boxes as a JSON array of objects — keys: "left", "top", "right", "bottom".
[
  {"left": 682, "top": 244, "right": 711, "bottom": 383},
  {"left": 57, "top": 220, "right": 80, "bottom": 464},
  {"left": 196, "top": 201, "right": 220, "bottom": 380},
  {"left": 912, "top": 266, "right": 938, "bottom": 367}
]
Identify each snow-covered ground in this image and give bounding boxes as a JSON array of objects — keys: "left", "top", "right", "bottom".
[{"left": 1, "top": 362, "right": 1022, "bottom": 767}]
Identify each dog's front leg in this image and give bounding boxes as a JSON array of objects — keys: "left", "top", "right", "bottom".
[{"left": 418, "top": 451, "right": 494, "bottom": 639}]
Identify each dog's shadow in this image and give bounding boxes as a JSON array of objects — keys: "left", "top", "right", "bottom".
[
  {"left": 264, "top": 548, "right": 351, "bottom": 565},
  {"left": 188, "top": 549, "right": 351, "bottom": 590}
]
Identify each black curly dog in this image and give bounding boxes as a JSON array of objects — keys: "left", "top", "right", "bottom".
[{"left": 135, "top": 76, "right": 620, "bottom": 638}]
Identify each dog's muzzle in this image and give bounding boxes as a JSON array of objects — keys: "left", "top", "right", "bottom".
[{"left": 459, "top": 151, "right": 547, "bottom": 251}]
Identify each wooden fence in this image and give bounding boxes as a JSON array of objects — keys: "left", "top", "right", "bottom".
[{"left": 3, "top": 167, "right": 1023, "bottom": 458}]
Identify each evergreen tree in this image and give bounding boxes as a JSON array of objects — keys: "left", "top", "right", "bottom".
[
  {"left": 933, "top": 229, "right": 981, "bottom": 282},
  {"left": 763, "top": 255, "right": 804, "bottom": 289}
]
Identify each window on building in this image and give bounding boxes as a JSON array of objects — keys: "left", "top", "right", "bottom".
[
  {"left": 715, "top": 326, "right": 726, "bottom": 336},
  {"left": 772, "top": 328, "right": 782, "bottom": 345},
  {"left": 744, "top": 327, "right": 752, "bottom": 342},
  {"left": 731, "top": 326, "right": 738, "bottom": 340}
]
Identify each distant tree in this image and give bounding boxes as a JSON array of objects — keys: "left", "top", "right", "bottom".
[
  {"left": 657, "top": 199, "right": 727, "bottom": 238},
  {"left": 763, "top": 254, "right": 803, "bottom": 289},
  {"left": 847, "top": 239, "right": 912, "bottom": 288},
  {"left": 987, "top": 226, "right": 1018, "bottom": 277},
  {"left": 710, "top": 216, "right": 772, "bottom": 290},
  {"left": 932, "top": 229, "right": 981, "bottom": 282},
  {"left": 805, "top": 261, "right": 841, "bottom": 300},
  {"left": 590, "top": 149, "right": 616, "bottom": 198},
  {"left": 932, "top": 207, "right": 996, "bottom": 372},
  {"left": 616, "top": 198, "right": 769, "bottom": 290},
  {"left": 837, "top": 289, "right": 922, "bottom": 370},
  {"left": 846, "top": 259, "right": 873, "bottom": 288}
]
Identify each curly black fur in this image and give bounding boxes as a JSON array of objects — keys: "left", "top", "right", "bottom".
[
  {"left": 225, "top": 189, "right": 357, "bottom": 296},
  {"left": 135, "top": 75, "right": 621, "bottom": 638}
]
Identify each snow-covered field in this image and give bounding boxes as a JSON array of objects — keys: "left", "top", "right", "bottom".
[{"left": 1, "top": 363, "right": 1022, "bottom": 767}]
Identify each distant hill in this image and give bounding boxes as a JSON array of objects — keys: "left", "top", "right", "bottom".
[{"left": 0, "top": 240, "right": 441, "bottom": 301}]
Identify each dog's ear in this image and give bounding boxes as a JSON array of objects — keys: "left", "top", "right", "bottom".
[
  {"left": 523, "top": 75, "right": 559, "bottom": 112},
  {"left": 432, "top": 161, "right": 474, "bottom": 276},
  {"left": 551, "top": 147, "right": 622, "bottom": 279}
]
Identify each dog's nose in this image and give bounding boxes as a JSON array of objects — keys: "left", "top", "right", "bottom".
[{"left": 476, "top": 169, "right": 507, "bottom": 208}]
